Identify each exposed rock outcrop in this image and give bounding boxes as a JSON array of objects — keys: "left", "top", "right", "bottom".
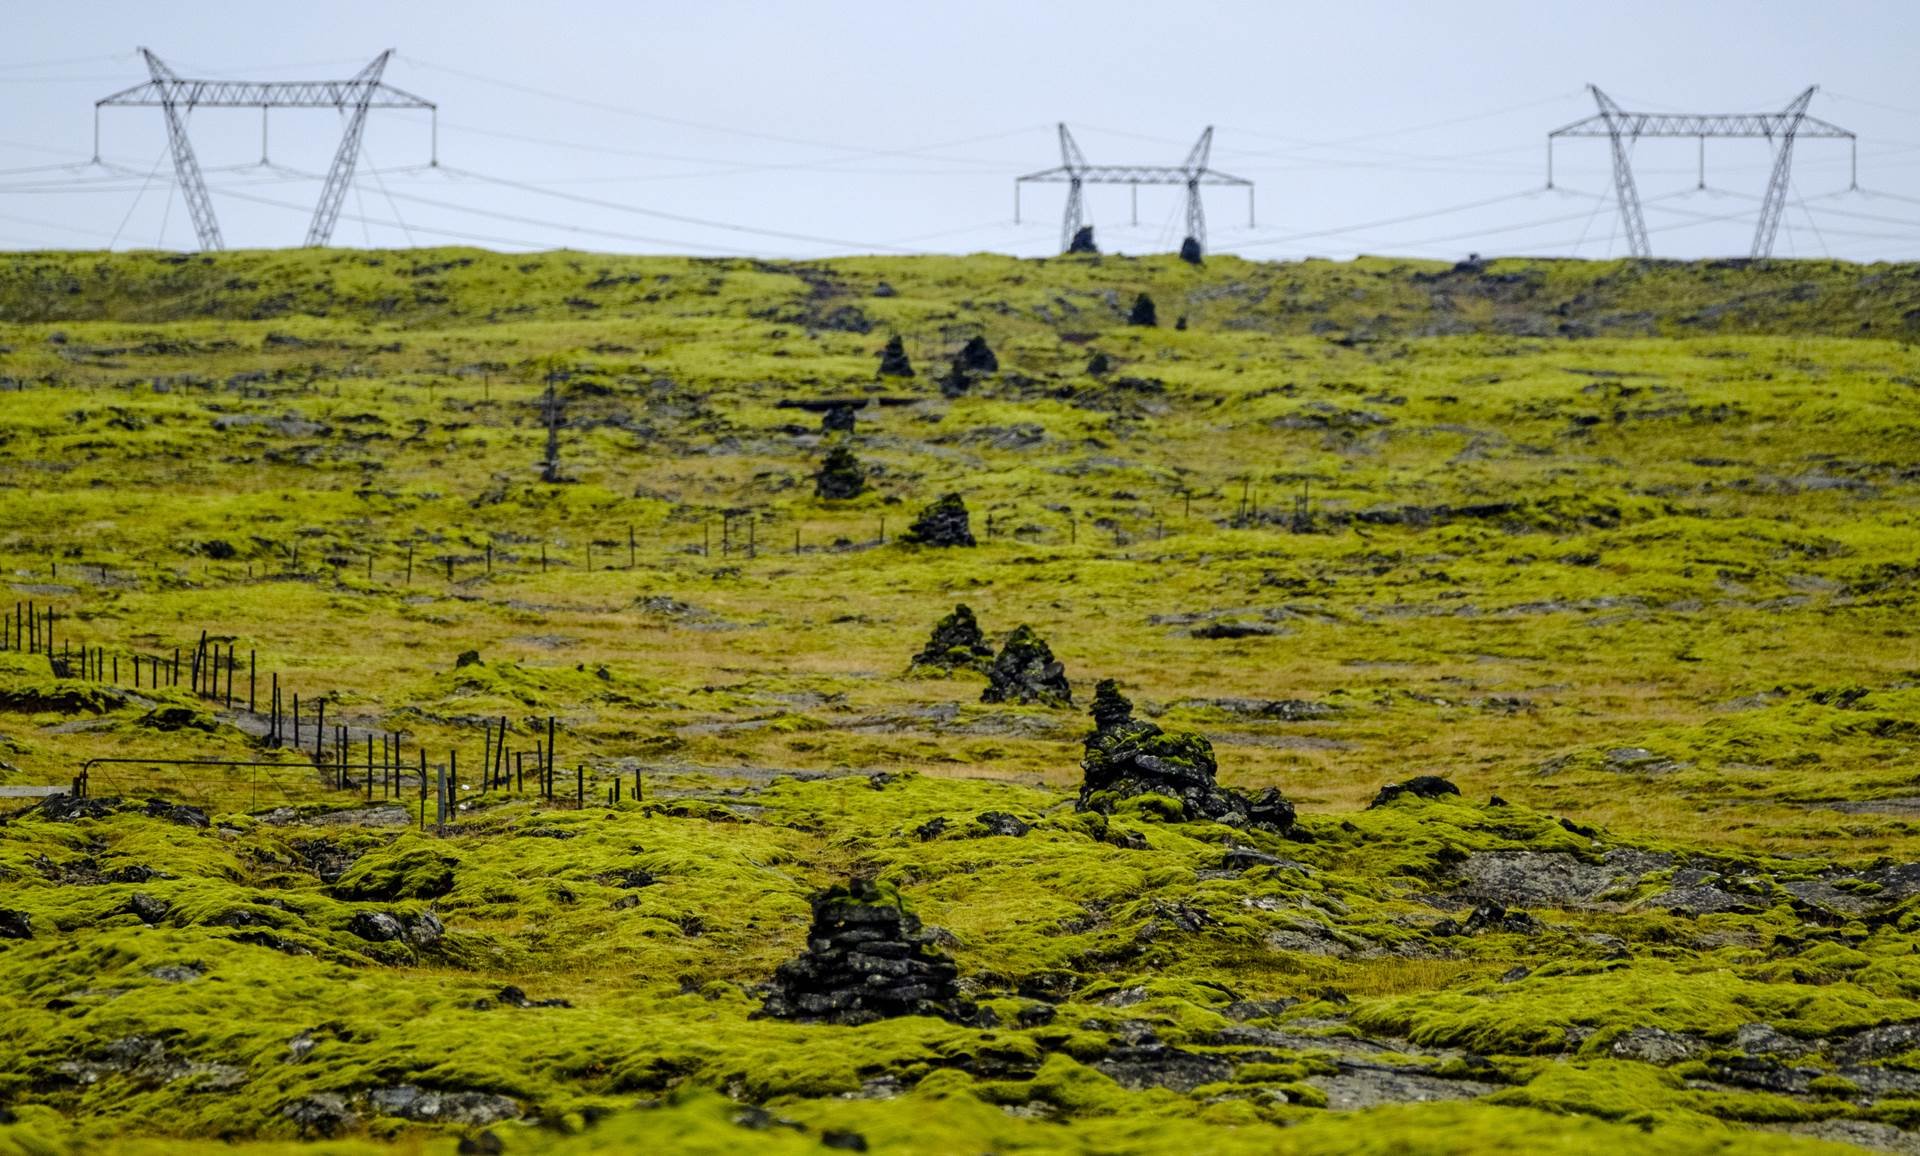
[
  {"left": 981, "top": 625, "right": 1071, "bottom": 707},
  {"left": 759, "top": 877, "right": 971, "bottom": 1025},
  {"left": 1077, "top": 680, "right": 1295, "bottom": 832}
]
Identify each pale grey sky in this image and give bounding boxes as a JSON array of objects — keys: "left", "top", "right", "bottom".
[{"left": 3, "top": 0, "right": 1918, "bottom": 261}]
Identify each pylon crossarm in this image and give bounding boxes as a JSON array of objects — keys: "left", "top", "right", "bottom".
[{"left": 1019, "top": 165, "right": 1250, "bottom": 186}]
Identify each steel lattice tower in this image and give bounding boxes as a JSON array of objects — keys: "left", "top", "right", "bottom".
[
  {"left": 1016, "top": 124, "right": 1253, "bottom": 257},
  {"left": 1548, "top": 85, "right": 1854, "bottom": 259},
  {"left": 95, "top": 49, "right": 437, "bottom": 251}
]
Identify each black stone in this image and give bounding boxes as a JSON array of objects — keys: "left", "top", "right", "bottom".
[
  {"left": 820, "top": 403, "right": 857, "bottom": 434},
  {"left": 1368, "top": 775, "right": 1461, "bottom": 808},
  {"left": 1086, "top": 351, "right": 1112, "bottom": 376},
  {"left": 1178, "top": 236, "right": 1203, "bottom": 265},
  {"left": 911, "top": 604, "right": 993, "bottom": 672},
  {"left": 981, "top": 625, "right": 1071, "bottom": 707},
  {"left": 0, "top": 907, "right": 31, "bottom": 939},
  {"left": 455, "top": 650, "right": 482, "bottom": 669},
  {"left": 1128, "top": 293, "right": 1157, "bottom": 327},
  {"left": 975, "top": 811, "right": 1031, "bottom": 838},
  {"left": 1067, "top": 225, "right": 1098, "bottom": 254},
  {"left": 902, "top": 492, "right": 975, "bottom": 547}
]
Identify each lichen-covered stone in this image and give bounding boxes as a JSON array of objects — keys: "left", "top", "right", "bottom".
[
  {"left": 981, "top": 625, "right": 1071, "bottom": 707},
  {"left": 1077, "top": 679, "right": 1293, "bottom": 832},
  {"left": 911, "top": 604, "right": 992, "bottom": 672},
  {"left": 814, "top": 445, "right": 867, "bottom": 501},
  {"left": 759, "top": 877, "right": 972, "bottom": 1025},
  {"left": 901, "top": 492, "right": 975, "bottom": 548}
]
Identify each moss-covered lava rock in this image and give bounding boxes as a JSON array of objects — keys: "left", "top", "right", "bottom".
[{"left": 1079, "top": 679, "right": 1294, "bottom": 832}]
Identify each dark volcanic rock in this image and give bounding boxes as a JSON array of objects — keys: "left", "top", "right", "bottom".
[
  {"left": 1067, "top": 225, "right": 1098, "bottom": 254},
  {"left": 981, "top": 625, "right": 1071, "bottom": 707},
  {"left": 1178, "top": 236, "right": 1203, "bottom": 265},
  {"left": 125, "top": 893, "right": 171, "bottom": 925},
  {"left": 814, "top": 445, "right": 867, "bottom": 500},
  {"left": 955, "top": 336, "right": 998, "bottom": 373},
  {"left": 974, "top": 811, "right": 1031, "bottom": 838},
  {"left": 143, "top": 798, "right": 210, "bottom": 828},
  {"left": 1369, "top": 776, "right": 1461, "bottom": 808},
  {"left": 821, "top": 403, "right": 857, "bottom": 434},
  {"left": 876, "top": 335, "right": 914, "bottom": 378},
  {"left": 911, "top": 604, "right": 993, "bottom": 672},
  {"left": 1128, "top": 293, "right": 1157, "bottom": 327},
  {"left": 1077, "top": 679, "right": 1294, "bottom": 832},
  {"left": 1432, "top": 900, "right": 1542, "bottom": 937},
  {"left": 1096, "top": 1044, "right": 1232, "bottom": 1092},
  {"left": 0, "top": 907, "right": 31, "bottom": 939},
  {"left": 33, "top": 795, "right": 121, "bottom": 822},
  {"left": 759, "top": 877, "right": 972, "bottom": 1026},
  {"left": 1086, "top": 351, "right": 1112, "bottom": 376},
  {"left": 902, "top": 492, "right": 975, "bottom": 547},
  {"left": 351, "top": 911, "right": 406, "bottom": 942},
  {"left": 282, "top": 1093, "right": 356, "bottom": 1138},
  {"left": 367, "top": 1084, "right": 521, "bottom": 1125}
]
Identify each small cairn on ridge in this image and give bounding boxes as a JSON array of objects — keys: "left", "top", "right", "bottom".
[
  {"left": 759, "top": 877, "right": 972, "bottom": 1025},
  {"left": 901, "top": 493, "right": 975, "bottom": 547},
  {"left": 981, "top": 625, "right": 1071, "bottom": 707},
  {"left": 1077, "top": 679, "right": 1294, "bottom": 832},
  {"left": 911, "top": 604, "right": 993, "bottom": 673},
  {"left": 941, "top": 336, "right": 999, "bottom": 399},
  {"left": 1067, "top": 225, "right": 1098, "bottom": 254},
  {"left": 1178, "top": 236, "right": 1203, "bottom": 265}
]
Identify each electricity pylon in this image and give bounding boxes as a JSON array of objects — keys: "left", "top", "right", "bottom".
[
  {"left": 1015, "top": 124, "right": 1253, "bottom": 257},
  {"left": 1548, "top": 85, "right": 1854, "bottom": 258},
  {"left": 96, "top": 49, "right": 437, "bottom": 250}
]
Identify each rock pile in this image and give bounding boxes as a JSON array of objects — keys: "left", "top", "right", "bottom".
[
  {"left": 814, "top": 445, "right": 867, "bottom": 500},
  {"left": 1067, "top": 225, "right": 1098, "bottom": 254},
  {"left": 1077, "top": 680, "right": 1295, "bottom": 832},
  {"left": 955, "top": 336, "right": 998, "bottom": 373},
  {"left": 759, "top": 877, "right": 971, "bottom": 1025},
  {"left": 911, "top": 604, "right": 993, "bottom": 672},
  {"left": 820, "top": 403, "right": 857, "bottom": 434},
  {"left": 1128, "top": 293, "right": 1157, "bottom": 327},
  {"left": 875, "top": 335, "right": 914, "bottom": 378},
  {"left": 902, "top": 493, "right": 975, "bottom": 547},
  {"left": 1179, "top": 236, "right": 1203, "bottom": 265},
  {"left": 981, "top": 625, "right": 1071, "bottom": 707}
]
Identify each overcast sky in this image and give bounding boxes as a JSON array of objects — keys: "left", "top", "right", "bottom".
[{"left": 3, "top": 0, "right": 1918, "bottom": 262}]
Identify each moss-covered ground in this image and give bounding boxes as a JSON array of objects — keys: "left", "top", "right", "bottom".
[{"left": 0, "top": 248, "right": 1918, "bottom": 1152}]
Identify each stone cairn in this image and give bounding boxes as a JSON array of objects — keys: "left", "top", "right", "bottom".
[
  {"left": 911, "top": 604, "right": 993, "bottom": 672},
  {"left": 759, "top": 877, "right": 971, "bottom": 1025},
  {"left": 1077, "top": 679, "right": 1294, "bottom": 832},
  {"left": 1067, "top": 225, "right": 1098, "bottom": 254},
  {"left": 901, "top": 493, "right": 975, "bottom": 547},
  {"left": 876, "top": 335, "right": 915, "bottom": 378},
  {"left": 981, "top": 625, "right": 1071, "bottom": 707},
  {"left": 814, "top": 445, "right": 867, "bottom": 500},
  {"left": 1128, "top": 293, "right": 1157, "bottom": 327}
]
